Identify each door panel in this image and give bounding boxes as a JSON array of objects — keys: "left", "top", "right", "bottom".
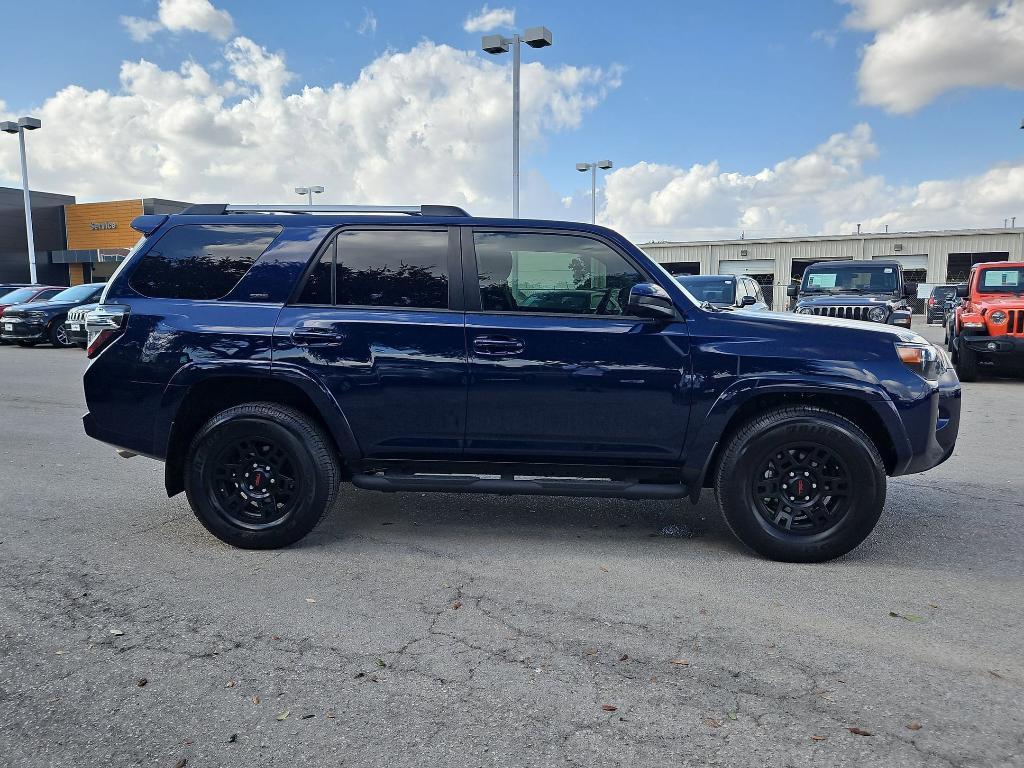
[
  {"left": 274, "top": 227, "right": 468, "bottom": 459},
  {"left": 462, "top": 228, "right": 691, "bottom": 463}
]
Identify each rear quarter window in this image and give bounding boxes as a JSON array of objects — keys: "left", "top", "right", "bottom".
[{"left": 129, "top": 224, "right": 282, "bottom": 300}]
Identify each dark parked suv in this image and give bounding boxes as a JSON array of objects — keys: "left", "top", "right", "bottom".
[
  {"left": 2, "top": 283, "right": 105, "bottom": 347},
  {"left": 789, "top": 260, "right": 915, "bottom": 328},
  {"left": 82, "top": 204, "right": 961, "bottom": 562}
]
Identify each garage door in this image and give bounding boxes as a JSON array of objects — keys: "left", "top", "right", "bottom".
[
  {"left": 872, "top": 253, "right": 927, "bottom": 270},
  {"left": 717, "top": 259, "right": 775, "bottom": 276}
]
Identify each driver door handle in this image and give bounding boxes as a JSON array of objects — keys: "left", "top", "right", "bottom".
[
  {"left": 291, "top": 323, "right": 347, "bottom": 346},
  {"left": 473, "top": 335, "right": 525, "bottom": 357}
]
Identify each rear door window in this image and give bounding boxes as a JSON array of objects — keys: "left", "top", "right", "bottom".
[
  {"left": 294, "top": 229, "right": 450, "bottom": 309},
  {"left": 129, "top": 224, "right": 281, "bottom": 300}
]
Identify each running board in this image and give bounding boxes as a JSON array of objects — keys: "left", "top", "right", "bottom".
[{"left": 351, "top": 472, "right": 688, "bottom": 500}]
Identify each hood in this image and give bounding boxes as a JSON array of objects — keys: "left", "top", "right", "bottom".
[
  {"left": 795, "top": 294, "right": 898, "bottom": 307},
  {"left": 975, "top": 295, "right": 1024, "bottom": 309},
  {"left": 3, "top": 299, "right": 81, "bottom": 315},
  {"left": 734, "top": 306, "right": 922, "bottom": 341}
]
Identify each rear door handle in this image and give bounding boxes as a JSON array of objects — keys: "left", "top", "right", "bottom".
[
  {"left": 291, "top": 323, "right": 347, "bottom": 346},
  {"left": 473, "top": 335, "right": 524, "bottom": 356}
]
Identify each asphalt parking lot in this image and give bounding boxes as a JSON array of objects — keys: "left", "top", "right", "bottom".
[{"left": 1, "top": 320, "right": 1022, "bottom": 768}]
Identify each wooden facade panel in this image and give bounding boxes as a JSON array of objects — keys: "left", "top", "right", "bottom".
[{"left": 65, "top": 200, "right": 144, "bottom": 250}]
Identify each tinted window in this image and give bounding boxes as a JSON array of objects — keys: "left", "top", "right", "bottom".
[
  {"left": 0, "top": 288, "right": 39, "bottom": 303},
  {"left": 36, "top": 289, "right": 63, "bottom": 300},
  {"left": 803, "top": 266, "right": 897, "bottom": 292},
  {"left": 129, "top": 224, "right": 281, "bottom": 300},
  {"left": 49, "top": 284, "right": 103, "bottom": 303},
  {"left": 474, "top": 232, "right": 643, "bottom": 315},
  {"left": 677, "top": 276, "right": 736, "bottom": 305},
  {"left": 297, "top": 247, "right": 333, "bottom": 305},
  {"left": 334, "top": 230, "right": 449, "bottom": 309}
]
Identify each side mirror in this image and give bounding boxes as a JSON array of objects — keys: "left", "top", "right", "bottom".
[
  {"left": 627, "top": 283, "right": 675, "bottom": 320},
  {"left": 956, "top": 282, "right": 969, "bottom": 298},
  {"left": 786, "top": 285, "right": 799, "bottom": 298},
  {"left": 739, "top": 295, "right": 756, "bottom": 307},
  {"left": 903, "top": 282, "right": 917, "bottom": 298}
]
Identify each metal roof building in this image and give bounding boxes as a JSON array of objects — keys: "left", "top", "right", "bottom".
[{"left": 639, "top": 228, "right": 1024, "bottom": 310}]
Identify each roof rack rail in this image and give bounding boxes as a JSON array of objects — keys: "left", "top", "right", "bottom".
[{"left": 178, "top": 204, "right": 470, "bottom": 217}]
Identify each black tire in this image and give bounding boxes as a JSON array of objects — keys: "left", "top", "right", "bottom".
[
  {"left": 184, "top": 402, "right": 341, "bottom": 549},
  {"left": 714, "top": 406, "right": 886, "bottom": 563},
  {"left": 953, "top": 338, "right": 978, "bottom": 382},
  {"left": 49, "top": 320, "right": 73, "bottom": 348}
]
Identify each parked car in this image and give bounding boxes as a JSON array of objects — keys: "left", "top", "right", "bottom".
[
  {"left": 926, "top": 285, "right": 958, "bottom": 325},
  {"left": 65, "top": 302, "right": 99, "bottom": 348},
  {"left": 82, "top": 204, "right": 960, "bottom": 562},
  {"left": 0, "top": 283, "right": 31, "bottom": 296},
  {"left": 2, "top": 282, "right": 104, "bottom": 347},
  {"left": 0, "top": 285, "right": 64, "bottom": 316},
  {"left": 788, "top": 260, "right": 915, "bottom": 327},
  {"left": 947, "top": 261, "right": 1024, "bottom": 381},
  {"left": 676, "top": 275, "right": 769, "bottom": 311}
]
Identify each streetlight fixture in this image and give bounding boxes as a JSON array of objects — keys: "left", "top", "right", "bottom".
[
  {"left": 482, "top": 25, "right": 553, "bottom": 218},
  {"left": 576, "top": 160, "right": 613, "bottom": 224},
  {"left": 1, "top": 116, "right": 42, "bottom": 283},
  {"left": 294, "top": 185, "right": 324, "bottom": 206}
]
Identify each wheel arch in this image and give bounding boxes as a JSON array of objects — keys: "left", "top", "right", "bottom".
[
  {"left": 160, "top": 366, "right": 359, "bottom": 497},
  {"left": 688, "top": 382, "right": 908, "bottom": 495}
]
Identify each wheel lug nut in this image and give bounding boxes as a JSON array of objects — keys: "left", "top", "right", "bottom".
[
  {"left": 804, "top": 472, "right": 809, "bottom": 477},
  {"left": 789, "top": 472, "right": 795, "bottom": 477},
  {"left": 812, "top": 483, "right": 817, "bottom": 489}
]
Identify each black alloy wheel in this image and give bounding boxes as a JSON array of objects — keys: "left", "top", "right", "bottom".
[
  {"left": 715, "top": 406, "right": 886, "bottom": 562},
  {"left": 185, "top": 403, "right": 340, "bottom": 549},
  {"left": 752, "top": 444, "right": 852, "bottom": 535}
]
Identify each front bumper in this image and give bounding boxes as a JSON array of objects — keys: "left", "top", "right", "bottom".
[
  {"left": 960, "top": 333, "right": 1024, "bottom": 358},
  {"left": 64, "top": 321, "right": 88, "bottom": 345},
  {"left": 0, "top": 318, "right": 47, "bottom": 341},
  {"left": 896, "top": 365, "right": 962, "bottom": 476}
]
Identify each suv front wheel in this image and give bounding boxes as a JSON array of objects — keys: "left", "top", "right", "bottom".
[
  {"left": 715, "top": 406, "right": 886, "bottom": 562},
  {"left": 184, "top": 403, "right": 341, "bottom": 549}
]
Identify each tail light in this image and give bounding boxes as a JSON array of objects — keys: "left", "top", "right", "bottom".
[
  {"left": 928, "top": 297, "right": 935, "bottom": 306},
  {"left": 85, "top": 304, "right": 130, "bottom": 359}
]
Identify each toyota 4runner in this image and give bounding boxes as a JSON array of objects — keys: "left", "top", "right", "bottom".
[
  {"left": 82, "top": 204, "right": 961, "bottom": 562},
  {"left": 947, "top": 261, "right": 1024, "bottom": 381}
]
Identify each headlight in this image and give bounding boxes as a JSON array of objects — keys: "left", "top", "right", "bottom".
[
  {"left": 797, "top": 307, "right": 812, "bottom": 315},
  {"left": 895, "top": 342, "right": 943, "bottom": 382},
  {"left": 868, "top": 306, "right": 888, "bottom": 322},
  {"left": 989, "top": 311, "right": 1007, "bottom": 324},
  {"left": 24, "top": 310, "right": 47, "bottom": 321}
]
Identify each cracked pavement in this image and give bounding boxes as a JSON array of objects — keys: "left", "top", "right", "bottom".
[{"left": 1, "top": 320, "right": 1022, "bottom": 767}]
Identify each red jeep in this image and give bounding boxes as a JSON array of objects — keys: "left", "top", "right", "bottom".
[{"left": 948, "top": 261, "right": 1024, "bottom": 381}]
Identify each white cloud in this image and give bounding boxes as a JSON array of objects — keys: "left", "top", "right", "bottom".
[
  {"left": 845, "top": 0, "right": 1024, "bottom": 113},
  {"left": 0, "top": 37, "right": 617, "bottom": 217},
  {"left": 463, "top": 5, "right": 515, "bottom": 33},
  {"left": 121, "top": 0, "right": 235, "bottom": 42},
  {"left": 810, "top": 29, "right": 837, "bottom": 48},
  {"left": 357, "top": 7, "right": 378, "bottom": 36},
  {"left": 601, "top": 123, "right": 1024, "bottom": 241},
  {"left": 120, "top": 16, "right": 164, "bottom": 42}
]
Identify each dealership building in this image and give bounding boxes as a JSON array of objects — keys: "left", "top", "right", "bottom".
[
  {"left": 0, "top": 186, "right": 188, "bottom": 286},
  {"left": 640, "top": 229, "right": 1024, "bottom": 310}
]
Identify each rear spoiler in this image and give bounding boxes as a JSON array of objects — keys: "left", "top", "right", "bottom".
[{"left": 130, "top": 215, "right": 168, "bottom": 235}]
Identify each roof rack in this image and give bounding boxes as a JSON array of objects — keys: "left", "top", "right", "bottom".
[{"left": 178, "top": 204, "right": 470, "bottom": 217}]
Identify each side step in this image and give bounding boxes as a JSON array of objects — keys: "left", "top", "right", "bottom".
[{"left": 351, "top": 472, "right": 688, "bottom": 500}]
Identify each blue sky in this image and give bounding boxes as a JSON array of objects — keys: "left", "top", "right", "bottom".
[{"left": 2, "top": 1, "right": 1023, "bottom": 240}]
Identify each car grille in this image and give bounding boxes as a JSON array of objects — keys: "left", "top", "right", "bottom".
[
  {"left": 1007, "top": 309, "right": 1024, "bottom": 336},
  {"left": 805, "top": 306, "right": 876, "bottom": 321},
  {"left": 67, "top": 307, "right": 88, "bottom": 323}
]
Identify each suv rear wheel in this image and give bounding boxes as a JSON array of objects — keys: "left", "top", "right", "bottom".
[
  {"left": 184, "top": 403, "right": 340, "bottom": 549},
  {"left": 714, "top": 406, "right": 886, "bottom": 562}
]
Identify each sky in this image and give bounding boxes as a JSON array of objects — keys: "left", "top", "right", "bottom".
[{"left": 2, "top": 0, "right": 1024, "bottom": 242}]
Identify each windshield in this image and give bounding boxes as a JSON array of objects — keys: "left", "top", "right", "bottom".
[
  {"left": 676, "top": 276, "right": 736, "bottom": 304},
  {"left": 0, "top": 287, "right": 39, "bottom": 304},
  {"left": 48, "top": 284, "right": 102, "bottom": 303},
  {"left": 977, "top": 267, "right": 1024, "bottom": 293},
  {"left": 802, "top": 265, "right": 898, "bottom": 293}
]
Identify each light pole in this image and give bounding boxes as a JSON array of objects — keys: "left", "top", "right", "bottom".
[
  {"left": 482, "top": 26, "right": 552, "bottom": 218},
  {"left": 575, "top": 160, "right": 613, "bottom": 224},
  {"left": 294, "top": 185, "right": 324, "bottom": 206},
  {"left": 1, "top": 117, "right": 42, "bottom": 283}
]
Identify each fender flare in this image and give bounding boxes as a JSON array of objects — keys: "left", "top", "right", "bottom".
[
  {"left": 159, "top": 361, "right": 362, "bottom": 470},
  {"left": 682, "top": 375, "right": 911, "bottom": 494}
]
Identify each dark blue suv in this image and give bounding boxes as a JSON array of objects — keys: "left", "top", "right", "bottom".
[{"left": 82, "top": 204, "right": 961, "bottom": 561}]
